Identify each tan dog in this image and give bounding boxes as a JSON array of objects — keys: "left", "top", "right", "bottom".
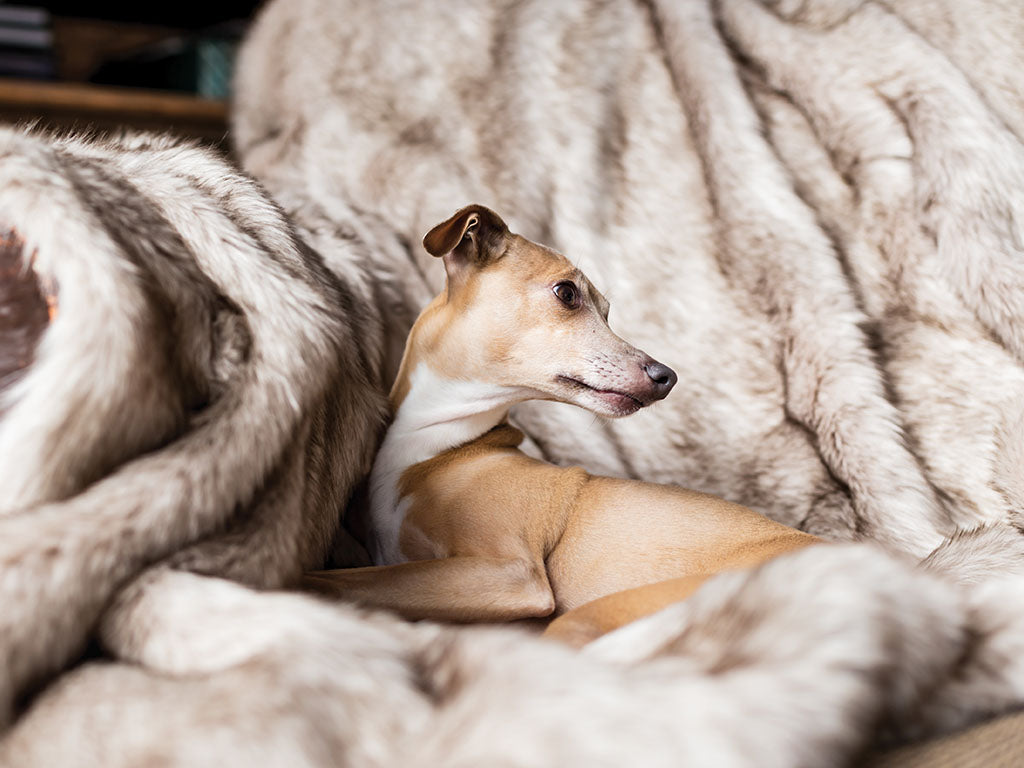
[{"left": 305, "top": 205, "right": 819, "bottom": 643}]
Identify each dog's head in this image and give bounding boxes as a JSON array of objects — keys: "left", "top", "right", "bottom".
[{"left": 411, "top": 204, "right": 676, "bottom": 417}]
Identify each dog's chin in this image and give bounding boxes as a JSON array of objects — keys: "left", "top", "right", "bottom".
[
  {"left": 556, "top": 376, "right": 645, "bottom": 417},
  {"left": 587, "top": 390, "right": 645, "bottom": 417}
]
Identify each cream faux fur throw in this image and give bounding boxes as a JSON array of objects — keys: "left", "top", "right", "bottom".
[
  {"left": 236, "top": 0, "right": 1024, "bottom": 553},
  {"left": 3, "top": 0, "right": 1024, "bottom": 765}
]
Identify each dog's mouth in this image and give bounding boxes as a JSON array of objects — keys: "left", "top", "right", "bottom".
[{"left": 556, "top": 375, "right": 645, "bottom": 416}]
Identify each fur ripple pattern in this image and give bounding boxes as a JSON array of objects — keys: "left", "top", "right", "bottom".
[{"left": 3, "top": 0, "right": 1024, "bottom": 763}]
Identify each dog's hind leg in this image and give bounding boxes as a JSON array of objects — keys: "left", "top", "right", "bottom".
[{"left": 543, "top": 574, "right": 714, "bottom": 648}]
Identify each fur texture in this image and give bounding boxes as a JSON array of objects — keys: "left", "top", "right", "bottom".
[
  {"left": 6, "top": 543, "right": 1024, "bottom": 767},
  {"left": 2, "top": 0, "right": 1024, "bottom": 763},
  {"left": 234, "top": 0, "right": 1024, "bottom": 553},
  {"left": 0, "top": 127, "right": 389, "bottom": 723}
]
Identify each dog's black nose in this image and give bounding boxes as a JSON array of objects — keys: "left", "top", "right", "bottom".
[{"left": 644, "top": 361, "right": 677, "bottom": 398}]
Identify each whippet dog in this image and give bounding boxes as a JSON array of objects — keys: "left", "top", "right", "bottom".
[{"left": 305, "top": 205, "right": 819, "bottom": 645}]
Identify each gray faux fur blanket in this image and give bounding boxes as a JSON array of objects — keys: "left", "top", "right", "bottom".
[{"left": 3, "top": 0, "right": 1024, "bottom": 765}]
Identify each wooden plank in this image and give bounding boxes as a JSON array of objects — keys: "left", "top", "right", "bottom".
[
  {"left": 0, "top": 78, "right": 226, "bottom": 119},
  {"left": 0, "top": 78, "right": 228, "bottom": 142}
]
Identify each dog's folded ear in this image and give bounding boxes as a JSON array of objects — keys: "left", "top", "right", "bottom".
[{"left": 422, "top": 205, "right": 509, "bottom": 265}]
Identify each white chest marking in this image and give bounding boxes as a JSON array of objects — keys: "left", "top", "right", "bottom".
[{"left": 367, "top": 365, "right": 524, "bottom": 565}]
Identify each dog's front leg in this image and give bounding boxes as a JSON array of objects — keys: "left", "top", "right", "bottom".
[{"left": 301, "top": 555, "right": 555, "bottom": 623}]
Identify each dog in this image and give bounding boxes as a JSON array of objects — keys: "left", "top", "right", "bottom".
[{"left": 304, "top": 205, "right": 819, "bottom": 641}]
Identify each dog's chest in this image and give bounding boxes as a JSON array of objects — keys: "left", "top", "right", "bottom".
[{"left": 396, "top": 446, "right": 584, "bottom": 562}]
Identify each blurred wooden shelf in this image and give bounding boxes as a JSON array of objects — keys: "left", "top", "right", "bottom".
[{"left": 0, "top": 77, "right": 228, "bottom": 143}]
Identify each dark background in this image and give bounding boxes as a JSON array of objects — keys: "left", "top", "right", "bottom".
[
  {"left": 0, "top": 1, "right": 267, "bottom": 143},
  {"left": 33, "top": 2, "right": 263, "bottom": 29}
]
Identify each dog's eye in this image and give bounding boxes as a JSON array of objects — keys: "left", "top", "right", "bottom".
[{"left": 553, "top": 281, "right": 580, "bottom": 308}]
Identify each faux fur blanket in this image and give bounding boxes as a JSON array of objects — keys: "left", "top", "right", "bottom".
[
  {"left": 3, "top": 0, "right": 1024, "bottom": 765},
  {"left": 235, "top": 0, "right": 1024, "bottom": 552}
]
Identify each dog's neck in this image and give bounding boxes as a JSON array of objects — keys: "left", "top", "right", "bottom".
[{"left": 367, "top": 361, "right": 525, "bottom": 564}]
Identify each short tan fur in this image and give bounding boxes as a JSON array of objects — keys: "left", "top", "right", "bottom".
[{"left": 305, "top": 205, "right": 819, "bottom": 644}]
